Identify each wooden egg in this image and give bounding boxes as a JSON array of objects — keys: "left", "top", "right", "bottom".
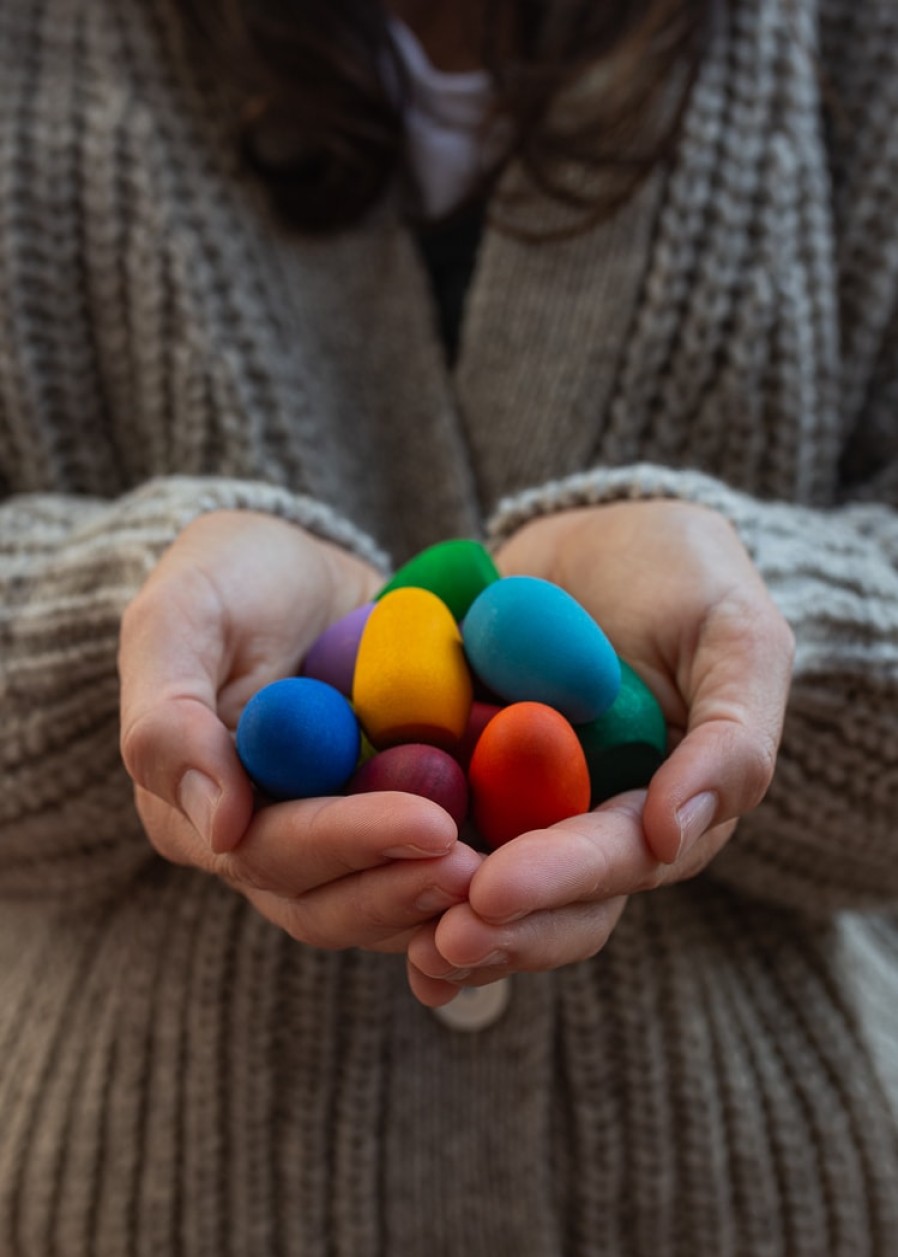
[
  {"left": 469, "top": 702, "right": 591, "bottom": 848},
  {"left": 352, "top": 587, "right": 473, "bottom": 749},
  {"left": 376, "top": 538, "right": 499, "bottom": 621},
  {"left": 348, "top": 743, "right": 468, "bottom": 828},
  {"left": 462, "top": 576, "right": 621, "bottom": 724},
  {"left": 236, "top": 677, "right": 360, "bottom": 800},
  {"left": 301, "top": 602, "right": 374, "bottom": 695},
  {"left": 576, "top": 659, "right": 667, "bottom": 804}
]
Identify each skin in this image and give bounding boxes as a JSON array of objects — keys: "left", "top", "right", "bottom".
[{"left": 118, "top": 502, "right": 793, "bottom": 1006}]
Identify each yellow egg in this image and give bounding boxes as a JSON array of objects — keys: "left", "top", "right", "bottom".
[{"left": 352, "top": 587, "right": 473, "bottom": 749}]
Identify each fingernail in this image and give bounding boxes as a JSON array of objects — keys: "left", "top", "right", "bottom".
[
  {"left": 471, "top": 949, "right": 508, "bottom": 969},
  {"left": 675, "top": 791, "right": 718, "bottom": 860},
  {"left": 385, "top": 841, "right": 453, "bottom": 859},
  {"left": 494, "top": 909, "right": 528, "bottom": 925},
  {"left": 179, "top": 770, "right": 221, "bottom": 846},
  {"left": 444, "top": 967, "right": 473, "bottom": 983},
  {"left": 414, "top": 887, "right": 460, "bottom": 913}
]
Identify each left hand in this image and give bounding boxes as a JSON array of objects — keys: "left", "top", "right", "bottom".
[{"left": 406, "top": 500, "right": 795, "bottom": 1005}]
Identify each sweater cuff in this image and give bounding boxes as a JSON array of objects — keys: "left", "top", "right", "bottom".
[
  {"left": 121, "top": 474, "right": 392, "bottom": 574},
  {"left": 486, "top": 462, "right": 770, "bottom": 559}
]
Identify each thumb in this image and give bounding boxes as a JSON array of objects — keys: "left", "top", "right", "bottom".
[
  {"left": 641, "top": 594, "right": 793, "bottom": 864},
  {"left": 121, "top": 693, "right": 253, "bottom": 855},
  {"left": 118, "top": 582, "right": 254, "bottom": 856}
]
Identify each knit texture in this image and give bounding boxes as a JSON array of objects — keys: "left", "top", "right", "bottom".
[{"left": 1, "top": 0, "right": 898, "bottom": 1253}]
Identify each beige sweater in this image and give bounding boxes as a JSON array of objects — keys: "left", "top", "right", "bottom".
[{"left": 2, "top": 0, "right": 898, "bottom": 1252}]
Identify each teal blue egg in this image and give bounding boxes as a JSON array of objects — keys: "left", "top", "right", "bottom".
[{"left": 462, "top": 576, "right": 621, "bottom": 724}]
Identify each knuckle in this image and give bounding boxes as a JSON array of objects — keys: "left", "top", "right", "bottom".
[
  {"left": 119, "top": 706, "right": 165, "bottom": 785},
  {"left": 370, "top": 931, "right": 415, "bottom": 954},
  {"left": 634, "top": 861, "right": 667, "bottom": 894},
  {"left": 118, "top": 583, "right": 171, "bottom": 667},
  {"left": 348, "top": 884, "right": 399, "bottom": 937},
  {"left": 509, "top": 916, "right": 560, "bottom": 973},
  {"left": 777, "top": 615, "right": 797, "bottom": 668},
  {"left": 740, "top": 731, "right": 780, "bottom": 805},
  {"left": 573, "top": 925, "right": 613, "bottom": 964},
  {"left": 134, "top": 787, "right": 195, "bottom": 868},
  {"left": 513, "top": 908, "right": 614, "bottom": 973},
  {"left": 240, "top": 886, "right": 317, "bottom": 946},
  {"left": 742, "top": 596, "right": 795, "bottom": 673},
  {"left": 213, "top": 852, "right": 270, "bottom": 896},
  {"left": 121, "top": 694, "right": 214, "bottom": 801},
  {"left": 118, "top": 588, "right": 147, "bottom": 648},
  {"left": 282, "top": 908, "right": 342, "bottom": 952}
]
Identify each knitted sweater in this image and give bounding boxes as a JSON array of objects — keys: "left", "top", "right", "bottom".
[{"left": 2, "top": 0, "right": 898, "bottom": 1253}]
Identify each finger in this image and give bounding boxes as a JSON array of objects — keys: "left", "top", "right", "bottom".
[
  {"left": 643, "top": 592, "right": 794, "bottom": 863},
  {"left": 406, "top": 928, "right": 512, "bottom": 1008},
  {"left": 407, "top": 964, "right": 511, "bottom": 1007},
  {"left": 120, "top": 571, "right": 253, "bottom": 854},
  {"left": 456, "top": 793, "right": 735, "bottom": 927},
  {"left": 405, "top": 922, "right": 466, "bottom": 1006},
  {"left": 406, "top": 964, "right": 466, "bottom": 1008},
  {"left": 240, "top": 841, "right": 482, "bottom": 951},
  {"left": 406, "top": 921, "right": 510, "bottom": 1005},
  {"left": 225, "top": 791, "right": 462, "bottom": 894},
  {"left": 420, "top": 895, "right": 629, "bottom": 976},
  {"left": 138, "top": 788, "right": 461, "bottom": 890}
]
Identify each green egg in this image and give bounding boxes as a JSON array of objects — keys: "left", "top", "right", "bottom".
[
  {"left": 356, "top": 726, "right": 378, "bottom": 767},
  {"left": 576, "top": 660, "right": 667, "bottom": 805},
  {"left": 376, "top": 538, "right": 499, "bottom": 621}
]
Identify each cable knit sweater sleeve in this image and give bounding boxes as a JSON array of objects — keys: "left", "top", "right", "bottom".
[
  {"left": 482, "top": 0, "right": 898, "bottom": 917},
  {"left": 0, "top": 480, "right": 388, "bottom": 905}
]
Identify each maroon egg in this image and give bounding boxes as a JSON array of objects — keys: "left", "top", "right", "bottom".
[{"left": 348, "top": 743, "right": 468, "bottom": 828}]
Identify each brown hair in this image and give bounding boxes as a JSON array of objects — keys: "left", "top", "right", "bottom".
[{"left": 183, "top": 0, "right": 718, "bottom": 236}]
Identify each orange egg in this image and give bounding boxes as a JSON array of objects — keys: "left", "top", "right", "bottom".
[{"left": 469, "top": 702, "right": 591, "bottom": 848}]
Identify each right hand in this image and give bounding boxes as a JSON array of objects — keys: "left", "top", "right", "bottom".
[
  {"left": 118, "top": 510, "right": 481, "bottom": 953},
  {"left": 406, "top": 499, "right": 794, "bottom": 1003}
]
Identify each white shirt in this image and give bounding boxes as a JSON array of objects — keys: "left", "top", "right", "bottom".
[{"left": 388, "top": 17, "right": 501, "bottom": 220}]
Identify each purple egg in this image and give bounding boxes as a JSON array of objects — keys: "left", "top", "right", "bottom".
[
  {"left": 301, "top": 602, "right": 374, "bottom": 696},
  {"left": 348, "top": 743, "right": 469, "bottom": 828}
]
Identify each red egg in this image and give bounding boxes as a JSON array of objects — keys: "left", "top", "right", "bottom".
[
  {"left": 469, "top": 702, "right": 591, "bottom": 848},
  {"left": 347, "top": 743, "right": 469, "bottom": 828}
]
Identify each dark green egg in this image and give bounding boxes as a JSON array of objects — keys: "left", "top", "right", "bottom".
[{"left": 575, "top": 660, "right": 667, "bottom": 805}]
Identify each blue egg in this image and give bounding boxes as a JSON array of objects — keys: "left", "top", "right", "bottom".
[
  {"left": 236, "top": 677, "right": 360, "bottom": 800},
  {"left": 462, "top": 576, "right": 621, "bottom": 724}
]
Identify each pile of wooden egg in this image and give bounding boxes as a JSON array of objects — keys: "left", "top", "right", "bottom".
[{"left": 235, "top": 539, "right": 667, "bottom": 848}]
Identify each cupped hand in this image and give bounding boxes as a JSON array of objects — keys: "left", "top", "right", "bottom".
[
  {"left": 119, "top": 510, "right": 481, "bottom": 952},
  {"left": 407, "top": 499, "right": 794, "bottom": 1004}
]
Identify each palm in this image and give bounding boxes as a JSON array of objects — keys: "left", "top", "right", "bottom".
[{"left": 143, "top": 511, "right": 381, "bottom": 729}]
